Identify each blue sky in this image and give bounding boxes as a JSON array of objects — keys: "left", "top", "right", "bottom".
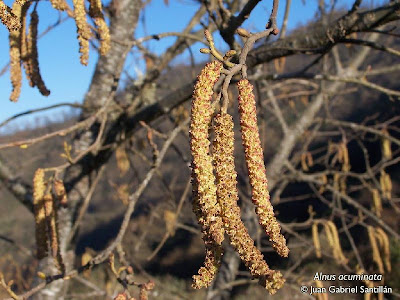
[{"left": 0, "top": 0, "right": 386, "bottom": 133}]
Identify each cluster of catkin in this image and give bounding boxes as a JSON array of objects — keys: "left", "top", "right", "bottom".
[
  {"left": 70, "top": 0, "right": 110, "bottom": 65},
  {"left": 312, "top": 220, "right": 348, "bottom": 265},
  {"left": 367, "top": 226, "right": 391, "bottom": 274},
  {"left": 2, "top": 0, "right": 110, "bottom": 101},
  {"left": 189, "top": 62, "right": 288, "bottom": 294},
  {"left": 33, "top": 169, "right": 68, "bottom": 273},
  {"left": 7, "top": 0, "right": 50, "bottom": 102}
]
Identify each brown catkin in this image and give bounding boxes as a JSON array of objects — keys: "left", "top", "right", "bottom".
[
  {"left": 190, "top": 61, "right": 224, "bottom": 289},
  {"left": 72, "top": 0, "right": 91, "bottom": 65},
  {"left": 19, "top": 1, "right": 33, "bottom": 87},
  {"left": 8, "top": 1, "right": 22, "bottom": 102},
  {"left": 33, "top": 168, "right": 48, "bottom": 259},
  {"left": 0, "top": 0, "right": 20, "bottom": 31},
  {"left": 213, "top": 113, "right": 284, "bottom": 294},
  {"left": 237, "top": 79, "right": 289, "bottom": 257},
  {"left": 44, "top": 193, "right": 65, "bottom": 273},
  {"left": 28, "top": 11, "right": 50, "bottom": 96},
  {"left": 89, "top": 0, "right": 110, "bottom": 55}
]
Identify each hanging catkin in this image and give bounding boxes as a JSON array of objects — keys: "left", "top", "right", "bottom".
[
  {"left": 213, "top": 112, "right": 284, "bottom": 294},
  {"left": 0, "top": 0, "right": 20, "bottom": 31},
  {"left": 72, "top": 0, "right": 91, "bottom": 65},
  {"left": 89, "top": 0, "right": 110, "bottom": 55},
  {"left": 49, "top": 0, "right": 68, "bottom": 11},
  {"left": 8, "top": 1, "right": 22, "bottom": 102},
  {"left": 237, "top": 79, "right": 289, "bottom": 258},
  {"left": 27, "top": 11, "right": 50, "bottom": 96},
  {"left": 44, "top": 193, "right": 65, "bottom": 273},
  {"left": 190, "top": 61, "right": 224, "bottom": 288},
  {"left": 19, "top": 1, "right": 34, "bottom": 87},
  {"left": 33, "top": 168, "right": 48, "bottom": 259}
]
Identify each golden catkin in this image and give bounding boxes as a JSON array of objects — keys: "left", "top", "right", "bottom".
[
  {"left": 326, "top": 221, "right": 347, "bottom": 264},
  {"left": 380, "top": 170, "right": 392, "bottom": 199},
  {"left": 8, "top": 1, "right": 22, "bottom": 102},
  {"left": 375, "top": 227, "right": 391, "bottom": 272},
  {"left": 237, "top": 79, "right": 289, "bottom": 258},
  {"left": 371, "top": 189, "right": 382, "bottom": 217},
  {"left": 28, "top": 11, "right": 50, "bottom": 96},
  {"left": 33, "top": 168, "right": 48, "bottom": 259},
  {"left": 54, "top": 179, "right": 67, "bottom": 206},
  {"left": 0, "top": 0, "right": 20, "bottom": 31},
  {"left": 14, "top": 0, "right": 27, "bottom": 6},
  {"left": 368, "top": 226, "right": 384, "bottom": 274},
  {"left": 381, "top": 128, "right": 392, "bottom": 160},
  {"left": 312, "top": 222, "right": 322, "bottom": 258},
  {"left": 49, "top": 0, "right": 68, "bottom": 11},
  {"left": 212, "top": 113, "right": 284, "bottom": 294},
  {"left": 72, "top": 0, "right": 91, "bottom": 65},
  {"left": 315, "top": 280, "right": 328, "bottom": 300},
  {"left": 44, "top": 193, "right": 65, "bottom": 273},
  {"left": 89, "top": 0, "right": 110, "bottom": 55},
  {"left": 192, "top": 244, "right": 223, "bottom": 289},
  {"left": 190, "top": 61, "right": 224, "bottom": 289},
  {"left": 322, "top": 222, "right": 335, "bottom": 253}
]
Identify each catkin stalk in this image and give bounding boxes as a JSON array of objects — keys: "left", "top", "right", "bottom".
[
  {"left": 213, "top": 113, "right": 284, "bottom": 294},
  {"left": 237, "top": 79, "right": 289, "bottom": 258},
  {"left": 190, "top": 61, "right": 224, "bottom": 288}
]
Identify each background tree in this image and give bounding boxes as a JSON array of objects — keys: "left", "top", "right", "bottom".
[{"left": 0, "top": 0, "right": 399, "bottom": 299}]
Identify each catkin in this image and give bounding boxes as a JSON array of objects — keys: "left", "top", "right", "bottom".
[
  {"left": 33, "top": 168, "right": 48, "bottom": 259},
  {"left": 19, "top": 1, "right": 33, "bottom": 87},
  {"left": 72, "top": 0, "right": 91, "bottom": 65},
  {"left": 380, "top": 170, "right": 392, "bottom": 199},
  {"left": 372, "top": 189, "right": 382, "bottom": 217},
  {"left": 28, "top": 11, "right": 50, "bottom": 96},
  {"left": 54, "top": 179, "right": 67, "bottom": 206},
  {"left": 368, "top": 226, "right": 384, "bottom": 274},
  {"left": 190, "top": 61, "right": 224, "bottom": 288},
  {"left": 8, "top": 1, "right": 22, "bottom": 102},
  {"left": 0, "top": 0, "right": 20, "bottom": 31},
  {"left": 49, "top": 0, "right": 68, "bottom": 11},
  {"left": 312, "top": 222, "right": 322, "bottom": 258},
  {"left": 326, "top": 221, "right": 347, "bottom": 264},
  {"left": 381, "top": 129, "right": 392, "bottom": 160},
  {"left": 44, "top": 193, "right": 65, "bottom": 273},
  {"left": 375, "top": 227, "right": 391, "bottom": 272},
  {"left": 237, "top": 79, "right": 289, "bottom": 258},
  {"left": 213, "top": 113, "right": 284, "bottom": 294},
  {"left": 89, "top": 0, "right": 110, "bottom": 55}
]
